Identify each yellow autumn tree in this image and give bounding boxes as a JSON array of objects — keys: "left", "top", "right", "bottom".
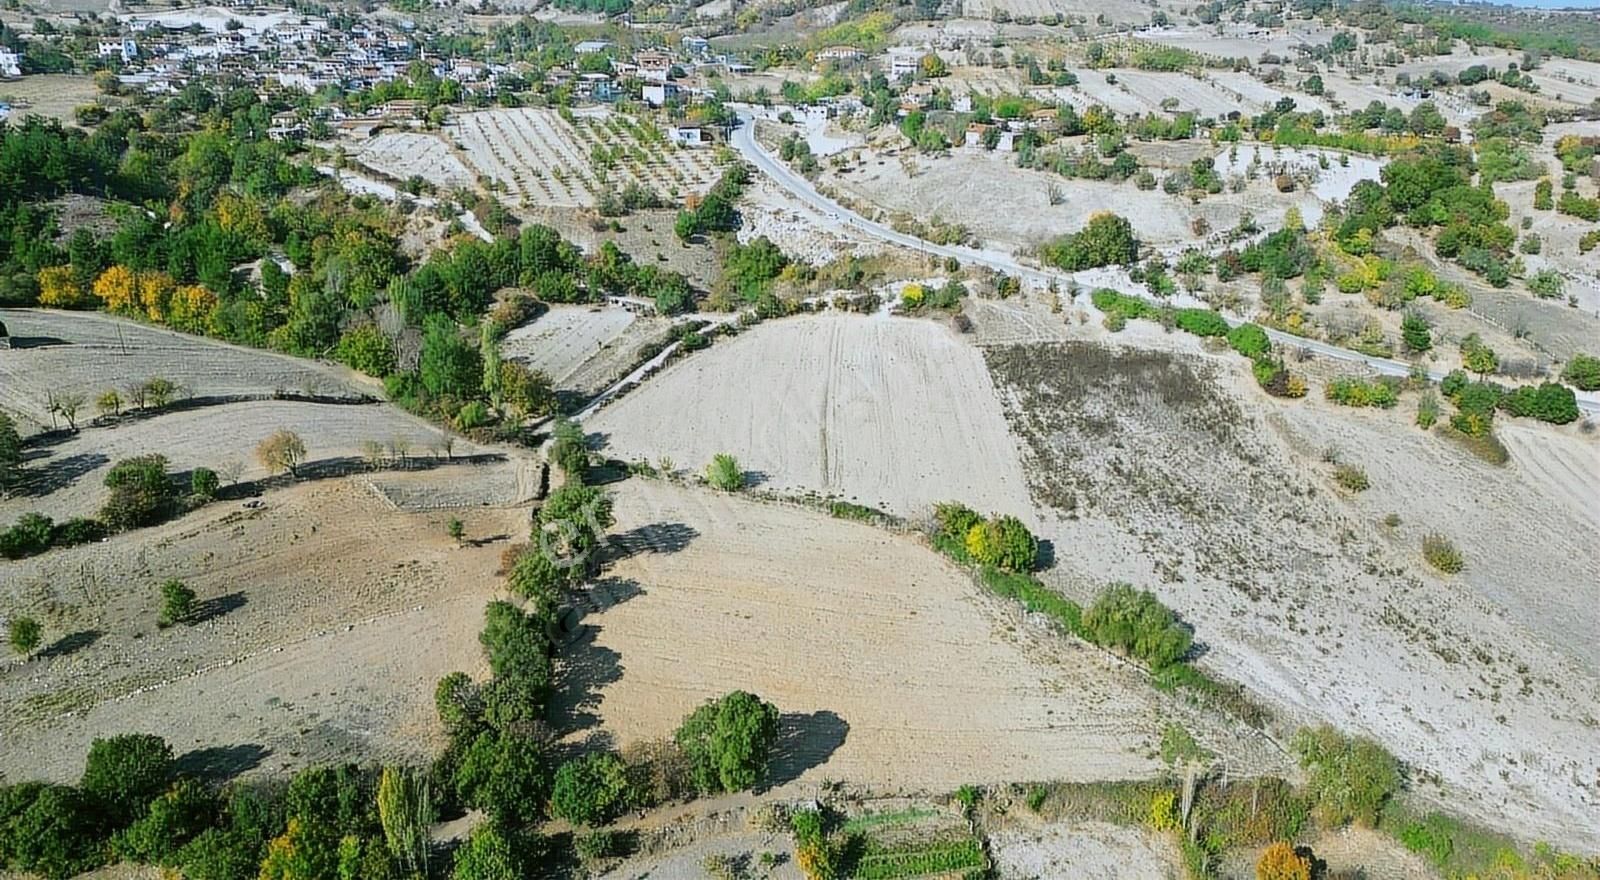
[
  {"left": 1256, "top": 842, "right": 1311, "bottom": 880},
  {"left": 167, "top": 285, "right": 218, "bottom": 334},
  {"left": 136, "top": 270, "right": 176, "bottom": 323},
  {"left": 38, "top": 266, "right": 89, "bottom": 307},
  {"left": 92, "top": 265, "right": 139, "bottom": 314},
  {"left": 214, "top": 192, "right": 270, "bottom": 243}
]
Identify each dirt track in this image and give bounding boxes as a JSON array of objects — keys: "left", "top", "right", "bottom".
[{"left": 553, "top": 480, "right": 1285, "bottom": 792}]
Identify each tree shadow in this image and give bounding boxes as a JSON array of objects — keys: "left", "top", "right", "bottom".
[
  {"left": 175, "top": 743, "right": 272, "bottom": 782},
  {"left": 566, "top": 577, "right": 645, "bottom": 617},
  {"left": 36, "top": 629, "right": 103, "bottom": 660},
  {"left": 554, "top": 389, "right": 589, "bottom": 415},
  {"left": 1035, "top": 538, "right": 1056, "bottom": 571},
  {"left": 766, "top": 710, "right": 850, "bottom": 787},
  {"left": 547, "top": 627, "right": 623, "bottom": 735},
  {"left": 11, "top": 451, "right": 108, "bottom": 498},
  {"left": 585, "top": 458, "right": 632, "bottom": 487},
  {"left": 3, "top": 335, "right": 69, "bottom": 349},
  {"left": 191, "top": 591, "right": 247, "bottom": 624},
  {"left": 604, "top": 522, "right": 699, "bottom": 559},
  {"left": 742, "top": 470, "right": 772, "bottom": 488}
]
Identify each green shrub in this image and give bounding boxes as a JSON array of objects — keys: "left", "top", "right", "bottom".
[
  {"left": 1333, "top": 464, "right": 1370, "bottom": 492},
  {"left": 1174, "top": 308, "right": 1229, "bottom": 337},
  {"left": 190, "top": 467, "right": 219, "bottom": 499},
  {"left": 1081, "top": 584, "right": 1192, "bottom": 670},
  {"left": 1025, "top": 785, "right": 1048, "bottom": 812},
  {"left": 1090, "top": 288, "right": 1156, "bottom": 320},
  {"left": 0, "top": 512, "right": 55, "bottom": 560},
  {"left": 828, "top": 501, "right": 882, "bottom": 521},
  {"left": 1561, "top": 353, "right": 1600, "bottom": 391},
  {"left": 978, "top": 566, "right": 1082, "bottom": 637},
  {"left": 1499, "top": 382, "right": 1578, "bottom": 424},
  {"left": 705, "top": 453, "right": 743, "bottom": 491},
  {"left": 575, "top": 829, "right": 628, "bottom": 861},
  {"left": 1422, "top": 533, "right": 1464, "bottom": 573},
  {"left": 158, "top": 579, "right": 197, "bottom": 628},
  {"left": 1226, "top": 323, "right": 1270, "bottom": 358},
  {"left": 1291, "top": 725, "right": 1400, "bottom": 828},
  {"left": 963, "top": 515, "right": 1038, "bottom": 573},
  {"left": 1325, "top": 376, "right": 1399, "bottom": 408}
]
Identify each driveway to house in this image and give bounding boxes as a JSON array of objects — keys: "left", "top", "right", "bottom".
[{"left": 728, "top": 109, "right": 1600, "bottom": 415}]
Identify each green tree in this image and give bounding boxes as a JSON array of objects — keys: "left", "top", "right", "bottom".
[
  {"left": 191, "top": 467, "right": 220, "bottom": 499},
  {"left": 550, "top": 752, "right": 629, "bottom": 826},
  {"left": 451, "top": 823, "right": 524, "bottom": 880},
  {"left": 1042, "top": 213, "right": 1139, "bottom": 271},
  {"left": 550, "top": 418, "right": 588, "bottom": 480},
  {"left": 111, "top": 778, "right": 219, "bottom": 865},
  {"left": 435, "top": 671, "right": 484, "bottom": 739},
  {"left": 0, "top": 411, "right": 22, "bottom": 495},
  {"left": 0, "top": 785, "right": 105, "bottom": 879},
  {"left": 334, "top": 324, "right": 397, "bottom": 377},
  {"left": 158, "top": 578, "right": 197, "bottom": 628},
  {"left": 674, "top": 691, "right": 781, "bottom": 794},
  {"left": 705, "top": 453, "right": 743, "bottom": 491},
  {"left": 8, "top": 615, "right": 42, "bottom": 656},
  {"left": 420, "top": 315, "right": 483, "bottom": 400},
  {"left": 80, "top": 733, "right": 175, "bottom": 825},
  {"left": 479, "top": 600, "right": 552, "bottom": 682},
  {"left": 536, "top": 482, "right": 615, "bottom": 565},
  {"left": 1401, "top": 312, "right": 1431, "bottom": 353},
  {"left": 453, "top": 730, "right": 552, "bottom": 826},
  {"left": 1227, "top": 323, "right": 1270, "bottom": 359},
  {"left": 1292, "top": 725, "right": 1400, "bottom": 828},
  {"left": 376, "top": 766, "right": 432, "bottom": 877},
  {"left": 100, "top": 454, "right": 177, "bottom": 530}
]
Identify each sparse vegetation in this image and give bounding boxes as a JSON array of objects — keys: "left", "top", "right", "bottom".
[{"left": 1422, "top": 533, "right": 1465, "bottom": 574}]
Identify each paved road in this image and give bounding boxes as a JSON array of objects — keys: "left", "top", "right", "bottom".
[{"left": 729, "top": 110, "right": 1600, "bottom": 416}]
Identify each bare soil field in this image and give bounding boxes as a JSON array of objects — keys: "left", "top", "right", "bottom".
[
  {"left": 820, "top": 148, "right": 1311, "bottom": 254},
  {"left": 991, "top": 820, "right": 1181, "bottom": 880},
  {"left": 981, "top": 336, "right": 1600, "bottom": 849},
  {"left": 1530, "top": 57, "right": 1600, "bottom": 108},
  {"left": 1, "top": 398, "right": 484, "bottom": 523},
  {"left": 0, "top": 74, "right": 100, "bottom": 124},
  {"left": 954, "top": 0, "right": 1152, "bottom": 25},
  {"left": 1136, "top": 24, "right": 1342, "bottom": 60},
  {"left": 351, "top": 131, "right": 479, "bottom": 191},
  {"left": 446, "top": 108, "right": 721, "bottom": 210},
  {"left": 499, "top": 304, "right": 673, "bottom": 399},
  {"left": 587, "top": 314, "right": 1036, "bottom": 519},
  {"left": 0, "top": 479, "right": 523, "bottom": 784},
  {"left": 0, "top": 308, "right": 366, "bottom": 435},
  {"left": 555, "top": 479, "right": 1283, "bottom": 791}
]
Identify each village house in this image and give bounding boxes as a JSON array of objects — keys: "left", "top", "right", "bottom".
[
  {"left": 574, "top": 39, "right": 612, "bottom": 54},
  {"left": 886, "top": 47, "right": 921, "bottom": 81},
  {"left": 669, "top": 125, "right": 708, "bottom": 147},
  {"left": 0, "top": 47, "right": 20, "bottom": 79},
  {"left": 98, "top": 38, "right": 139, "bottom": 63},
  {"left": 641, "top": 81, "right": 680, "bottom": 107},
  {"left": 633, "top": 50, "right": 673, "bottom": 83}
]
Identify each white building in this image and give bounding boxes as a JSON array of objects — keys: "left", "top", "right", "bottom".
[
  {"left": 574, "top": 40, "right": 612, "bottom": 54},
  {"left": 98, "top": 38, "right": 139, "bottom": 62},
  {"left": 669, "top": 125, "right": 706, "bottom": 147},
  {"left": 886, "top": 46, "right": 921, "bottom": 81},
  {"left": 641, "top": 81, "right": 679, "bottom": 107},
  {"left": 0, "top": 47, "right": 20, "bottom": 79}
]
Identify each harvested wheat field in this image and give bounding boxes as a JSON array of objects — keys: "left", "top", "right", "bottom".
[
  {"left": 982, "top": 338, "right": 1600, "bottom": 850},
  {"left": 0, "top": 308, "right": 366, "bottom": 434},
  {"left": 500, "top": 304, "right": 672, "bottom": 398},
  {"left": 588, "top": 314, "right": 1035, "bottom": 519},
  {"left": 1, "top": 398, "right": 491, "bottom": 523},
  {"left": 0, "top": 479, "right": 525, "bottom": 785},
  {"left": 352, "top": 131, "right": 479, "bottom": 191},
  {"left": 551, "top": 479, "right": 1285, "bottom": 792}
]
